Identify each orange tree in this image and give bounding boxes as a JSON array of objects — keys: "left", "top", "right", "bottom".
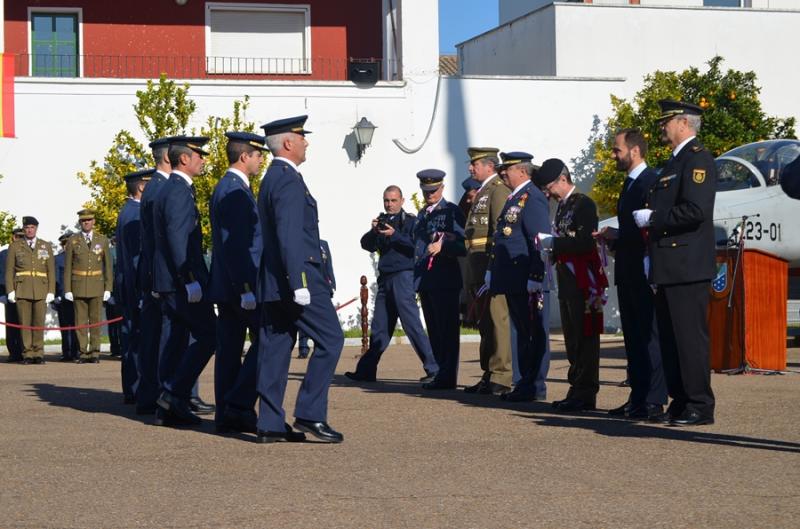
[{"left": 591, "top": 56, "right": 796, "bottom": 215}]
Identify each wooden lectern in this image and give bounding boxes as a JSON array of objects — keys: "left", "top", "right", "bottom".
[{"left": 708, "top": 248, "right": 788, "bottom": 371}]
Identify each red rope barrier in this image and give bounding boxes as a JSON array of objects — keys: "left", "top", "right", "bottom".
[
  {"left": 335, "top": 297, "right": 358, "bottom": 312},
  {"left": 0, "top": 317, "right": 124, "bottom": 332}
]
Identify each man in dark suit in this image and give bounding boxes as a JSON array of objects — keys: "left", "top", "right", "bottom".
[
  {"left": 152, "top": 136, "right": 217, "bottom": 427},
  {"left": 0, "top": 228, "right": 25, "bottom": 362},
  {"left": 535, "top": 159, "right": 606, "bottom": 412},
  {"left": 633, "top": 100, "right": 717, "bottom": 426},
  {"left": 208, "top": 131, "right": 268, "bottom": 434},
  {"left": 345, "top": 187, "right": 438, "bottom": 382},
  {"left": 781, "top": 154, "right": 800, "bottom": 199},
  {"left": 115, "top": 168, "right": 152, "bottom": 403},
  {"left": 486, "top": 152, "right": 550, "bottom": 402},
  {"left": 297, "top": 239, "right": 336, "bottom": 359},
  {"left": 53, "top": 231, "right": 79, "bottom": 361},
  {"left": 413, "top": 170, "right": 467, "bottom": 390},
  {"left": 256, "top": 115, "right": 342, "bottom": 443},
  {"left": 596, "top": 129, "right": 667, "bottom": 420}
]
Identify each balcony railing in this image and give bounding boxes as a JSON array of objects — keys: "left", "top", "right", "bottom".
[{"left": 13, "top": 54, "right": 399, "bottom": 82}]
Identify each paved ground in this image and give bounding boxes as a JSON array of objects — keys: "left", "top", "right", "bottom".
[{"left": 1, "top": 340, "right": 799, "bottom": 529}]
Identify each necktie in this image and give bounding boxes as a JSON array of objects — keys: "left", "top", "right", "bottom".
[
  {"left": 622, "top": 177, "right": 634, "bottom": 195},
  {"left": 85, "top": 234, "right": 91, "bottom": 246},
  {"left": 29, "top": 240, "right": 35, "bottom": 249}
]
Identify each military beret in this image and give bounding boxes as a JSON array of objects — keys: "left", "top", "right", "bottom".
[
  {"left": 13, "top": 227, "right": 25, "bottom": 236},
  {"left": 261, "top": 115, "right": 312, "bottom": 137},
  {"left": 225, "top": 131, "right": 269, "bottom": 151},
  {"left": 656, "top": 99, "right": 704, "bottom": 122},
  {"left": 77, "top": 208, "right": 95, "bottom": 221},
  {"left": 169, "top": 136, "right": 210, "bottom": 156},
  {"left": 533, "top": 158, "right": 567, "bottom": 188},
  {"left": 124, "top": 168, "right": 155, "bottom": 184},
  {"left": 461, "top": 177, "right": 481, "bottom": 191},
  {"left": 467, "top": 147, "right": 500, "bottom": 163},
  {"left": 22, "top": 216, "right": 38, "bottom": 226},
  {"left": 148, "top": 135, "right": 186, "bottom": 149},
  {"left": 417, "top": 169, "right": 446, "bottom": 191}
]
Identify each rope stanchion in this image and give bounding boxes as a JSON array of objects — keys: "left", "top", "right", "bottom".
[{"left": 0, "top": 316, "right": 124, "bottom": 332}]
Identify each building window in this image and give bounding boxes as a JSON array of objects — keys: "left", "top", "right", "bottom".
[
  {"left": 703, "top": 0, "right": 742, "bottom": 7},
  {"left": 30, "top": 12, "right": 79, "bottom": 77},
  {"left": 205, "top": 3, "right": 311, "bottom": 74}
]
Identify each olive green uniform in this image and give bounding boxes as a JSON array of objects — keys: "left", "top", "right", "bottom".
[
  {"left": 465, "top": 175, "right": 513, "bottom": 387},
  {"left": 4, "top": 238, "right": 55, "bottom": 359},
  {"left": 64, "top": 232, "right": 113, "bottom": 360}
]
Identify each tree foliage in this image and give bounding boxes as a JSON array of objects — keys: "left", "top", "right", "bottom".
[
  {"left": 77, "top": 75, "right": 261, "bottom": 248},
  {"left": 591, "top": 56, "right": 797, "bottom": 215}
]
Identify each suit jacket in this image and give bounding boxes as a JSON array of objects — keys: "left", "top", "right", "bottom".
[
  {"left": 0, "top": 248, "right": 7, "bottom": 295},
  {"left": 257, "top": 159, "right": 329, "bottom": 302},
  {"left": 489, "top": 181, "right": 550, "bottom": 294},
  {"left": 552, "top": 191, "right": 599, "bottom": 300},
  {"left": 320, "top": 240, "right": 336, "bottom": 291},
  {"left": 613, "top": 167, "right": 660, "bottom": 285},
  {"left": 115, "top": 198, "right": 142, "bottom": 308},
  {"left": 465, "top": 175, "right": 512, "bottom": 286},
  {"left": 208, "top": 171, "right": 262, "bottom": 304},
  {"left": 360, "top": 210, "right": 416, "bottom": 275},
  {"left": 152, "top": 173, "right": 209, "bottom": 293},
  {"left": 138, "top": 171, "right": 168, "bottom": 294},
  {"left": 5, "top": 238, "right": 55, "bottom": 300},
  {"left": 413, "top": 199, "right": 466, "bottom": 292},
  {"left": 647, "top": 137, "right": 717, "bottom": 285},
  {"left": 781, "top": 154, "right": 800, "bottom": 199},
  {"left": 64, "top": 231, "right": 113, "bottom": 298}
]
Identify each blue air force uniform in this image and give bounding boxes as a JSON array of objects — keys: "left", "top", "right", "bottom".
[
  {"left": 350, "top": 211, "right": 438, "bottom": 380},
  {"left": 256, "top": 117, "right": 344, "bottom": 434},
  {"left": 1, "top": 245, "right": 24, "bottom": 361},
  {"left": 152, "top": 138, "right": 217, "bottom": 409},
  {"left": 612, "top": 163, "right": 667, "bottom": 411},
  {"left": 414, "top": 170, "right": 466, "bottom": 389},
  {"left": 489, "top": 154, "right": 550, "bottom": 398},
  {"left": 54, "top": 237, "right": 79, "bottom": 360},
  {"left": 298, "top": 239, "right": 336, "bottom": 357},
  {"left": 208, "top": 132, "right": 268, "bottom": 425}
]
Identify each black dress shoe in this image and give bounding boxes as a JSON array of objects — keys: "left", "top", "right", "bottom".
[
  {"left": 669, "top": 410, "right": 714, "bottom": 427},
  {"left": 499, "top": 389, "right": 536, "bottom": 402},
  {"left": 419, "top": 372, "right": 438, "bottom": 384},
  {"left": 463, "top": 379, "right": 488, "bottom": 394},
  {"left": 293, "top": 418, "right": 343, "bottom": 443},
  {"left": 22, "top": 357, "right": 34, "bottom": 365},
  {"left": 553, "top": 397, "right": 596, "bottom": 412},
  {"left": 32, "top": 357, "right": 45, "bottom": 365},
  {"left": 257, "top": 423, "right": 307, "bottom": 443},
  {"left": 608, "top": 402, "right": 631, "bottom": 417},
  {"left": 216, "top": 407, "right": 258, "bottom": 434},
  {"left": 344, "top": 371, "right": 376, "bottom": 382},
  {"left": 156, "top": 392, "right": 202, "bottom": 426},
  {"left": 59, "top": 356, "right": 73, "bottom": 362},
  {"left": 627, "top": 404, "right": 664, "bottom": 421},
  {"left": 189, "top": 397, "right": 215, "bottom": 415},
  {"left": 7, "top": 356, "right": 24, "bottom": 363}
]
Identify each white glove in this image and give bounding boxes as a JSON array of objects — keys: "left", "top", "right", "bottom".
[
  {"left": 138, "top": 298, "right": 144, "bottom": 310},
  {"left": 633, "top": 209, "right": 653, "bottom": 228},
  {"left": 240, "top": 291, "right": 257, "bottom": 311},
  {"left": 103, "top": 291, "right": 111, "bottom": 302},
  {"left": 64, "top": 292, "right": 73, "bottom": 302},
  {"left": 151, "top": 291, "right": 160, "bottom": 299},
  {"left": 0, "top": 295, "right": 6, "bottom": 304},
  {"left": 527, "top": 280, "right": 543, "bottom": 294},
  {"left": 293, "top": 288, "right": 311, "bottom": 306},
  {"left": 45, "top": 293, "right": 55, "bottom": 304},
  {"left": 537, "top": 232, "right": 553, "bottom": 250},
  {"left": 185, "top": 281, "right": 202, "bottom": 303},
  {"left": 7, "top": 291, "right": 15, "bottom": 303}
]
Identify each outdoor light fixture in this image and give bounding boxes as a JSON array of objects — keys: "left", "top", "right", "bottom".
[
  {"left": 353, "top": 117, "right": 377, "bottom": 160},
  {"left": 175, "top": 0, "right": 188, "bottom": 6}
]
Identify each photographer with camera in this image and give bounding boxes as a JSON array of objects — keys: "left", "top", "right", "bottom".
[{"left": 345, "top": 185, "right": 439, "bottom": 383}]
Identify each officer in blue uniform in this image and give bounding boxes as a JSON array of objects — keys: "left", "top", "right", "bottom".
[
  {"left": 485, "top": 153, "right": 551, "bottom": 402},
  {"left": 414, "top": 170, "right": 467, "bottom": 390},
  {"left": 115, "top": 168, "right": 152, "bottom": 403},
  {"left": 53, "top": 231, "right": 79, "bottom": 361},
  {"left": 256, "top": 115, "right": 343, "bottom": 443},
  {"left": 136, "top": 137, "right": 177, "bottom": 414},
  {"left": 345, "top": 186, "right": 439, "bottom": 382},
  {"left": 208, "top": 131, "right": 268, "bottom": 434},
  {"left": 152, "top": 136, "right": 217, "bottom": 427},
  {"left": 297, "top": 239, "right": 335, "bottom": 359}
]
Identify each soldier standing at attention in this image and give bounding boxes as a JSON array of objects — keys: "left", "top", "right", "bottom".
[
  {"left": 462, "top": 147, "right": 515, "bottom": 396},
  {"left": 65, "top": 209, "right": 113, "bottom": 364},
  {"left": 5, "top": 217, "right": 55, "bottom": 364},
  {"left": 1, "top": 228, "right": 26, "bottom": 362},
  {"left": 633, "top": 100, "right": 717, "bottom": 426},
  {"left": 54, "top": 231, "right": 79, "bottom": 361}
]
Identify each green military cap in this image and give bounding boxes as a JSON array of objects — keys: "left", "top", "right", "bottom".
[
  {"left": 467, "top": 147, "right": 500, "bottom": 163},
  {"left": 12, "top": 227, "right": 25, "bottom": 236},
  {"left": 77, "top": 208, "right": 95, "bottom": 221}
]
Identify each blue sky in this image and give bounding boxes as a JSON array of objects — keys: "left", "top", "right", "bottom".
[{"left": 439, "top": 0, "right": 499, "bottom": 54}]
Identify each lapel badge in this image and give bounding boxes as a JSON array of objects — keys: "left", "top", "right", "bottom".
[
  {"left": 502, "top": 226, "right": 512, "bottom": 236},
  {"left": 692, "top": 169, "right": 706, "bottom": 184}
]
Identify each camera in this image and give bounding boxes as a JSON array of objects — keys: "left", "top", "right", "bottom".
[{"left": 376, "top": 212, "right": 391, "bottom": 231}]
